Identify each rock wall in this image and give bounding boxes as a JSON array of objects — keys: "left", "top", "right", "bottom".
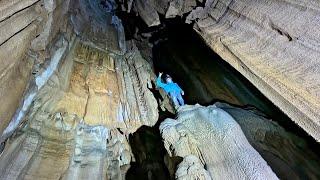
[
  {"left": 122, "top": 0, "right": 320, "bottom": 141},
  {"left": 193, "top": 0, "right": 320, "bottom": 142},
  {"left": 0, "top": 38, "right": 158, "bottom": 179},
  {"left": 70, "top": 0, "right": 126, "bottom": 54},
  {"left": 1, "top": 0, "right": 319, "bottom": 179},
  {"left": 0, "top": 0, "right": 73, "bottom": 137},
  {"left": 0, "top": 1, "right": 160, "bottom": 178},
  {"left": 215, "top": 102, "right": 320, "bottom": 179}
]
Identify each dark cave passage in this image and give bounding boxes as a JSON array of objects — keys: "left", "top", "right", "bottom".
[
  {"left": 116, "top": 11, "right": 320, "bottom": 180},
  {"left": 126, "top": 111, "right": 182, "bottom": 180},
  {"left": 126, "top": 125, "right": 171, "bottom": 180},
  {"left": 151, "top": 19, "right": 277, "bottom": 116},
  {"left": 150, "top": 18, "right": 320, "bottom": 149},
  {"left": 150, "top": 21, "right": 320, "bottom": 178}
]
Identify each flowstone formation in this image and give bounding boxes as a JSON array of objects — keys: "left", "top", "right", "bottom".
[
  {"left": 160, "top": 103, "right": 320, "bottom": 179},
  {"left": 160, "top": 104, "right": 279, "bottom": 180},
  {"left": 175, "top": 155, "right": 211, "bottom": 180},
  {"left": 0, "top": 0, "right": 161, "bottom": 179},
  {"left": 0, "top": 39, "right": 158, "bottom": 179}
]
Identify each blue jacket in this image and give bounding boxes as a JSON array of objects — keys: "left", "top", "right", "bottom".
[{"left": 156, "top": 76, "right": 183, "bottom": 95}]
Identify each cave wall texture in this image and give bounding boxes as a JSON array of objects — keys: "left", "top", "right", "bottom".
[
  {"left": 119, "top": 0, "right": 320, "bottom": 141},
  {"left": 1, "top": 0, "right": 319, "bottom": 147},
  {"left": 0, "top": 0, "right": 320, "bottom": 179},
  {"left": 0, "top": 40, "right": 158, "bottom": 179},
  {"left": 0, "top": 0, "right": 161, "bottom": 178},
  {"left": 0, "top": 0, "right": 73, "bottom": 138}
]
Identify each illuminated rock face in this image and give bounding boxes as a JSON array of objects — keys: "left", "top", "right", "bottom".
[
  {"left": 215, "top": 102, "right": 320, "bottom": 179},
  {"left": 53, "top": 42, "right": 158, "bottom": 132},
  {"left": 0, "top": 0, "right": 72, "bottom": 137},
  {"left": 0, "top": 0, "right": 159, "bottom": 179},
  {"left": 0, "top": 40, "right": 158, "bottom": 179},
  {"left": 70, "top": 0, "right": 126, "bottom": 54}
]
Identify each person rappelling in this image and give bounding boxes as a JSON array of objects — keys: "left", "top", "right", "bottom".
[{"left": 156, "top": 72, "right": 185, "bottom": 109}]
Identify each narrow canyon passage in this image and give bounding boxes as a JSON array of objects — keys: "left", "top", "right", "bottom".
[
  {"left": 151, "top": 18, "right": 320, "bottom": 143},
  {"left": 1, "top": 0, "right": 320, "bottom": 180},
  {"left": 152, "top": 19, "right": 276, "bottom": 111},
  {"left": 136, "top": 18, "right": 320, "bottom": 179}
]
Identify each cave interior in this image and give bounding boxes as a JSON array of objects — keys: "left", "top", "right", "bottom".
[{"left": 0, "top": 0, "right": 320, "bottom": 180}]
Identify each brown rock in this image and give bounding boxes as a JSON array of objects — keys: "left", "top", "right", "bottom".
[
  {"left": 0, "top": 23, "right": 37, "bottom": 134},
  {"left": 0, "top": 39, "right": 158, "bottom": 179}
]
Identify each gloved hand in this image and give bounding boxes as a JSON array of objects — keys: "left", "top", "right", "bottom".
[
  {"left": 159, "top": 72, "right": 163, "bottom": 77},
  {"left": 181, "top": 91, "right": 185, "bottom": 95}
]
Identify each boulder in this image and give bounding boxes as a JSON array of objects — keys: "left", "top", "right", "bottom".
[{"left": 160, "top": 104, "right": 279, "bottom": 179}]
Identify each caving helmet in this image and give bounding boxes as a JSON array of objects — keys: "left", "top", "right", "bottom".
[{"left": 165, "top": 74, "right": 173, "bottom": 83}]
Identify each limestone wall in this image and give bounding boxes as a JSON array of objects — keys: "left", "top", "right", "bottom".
[
  {"left": 194, "top": 0, "right": 320, "bottom": 142},
  {"left": 0, "top": 1, "right": 161, "bottom": 178},
  {"left": 0, "top": 39, "right": 159, "bottom": 179},
  {"left": 0, "top": 0, "right": 72, "bottom": 135}
]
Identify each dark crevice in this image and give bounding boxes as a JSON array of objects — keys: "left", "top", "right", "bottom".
[
  {"left": 0, "top": 0, "right": 40, "bottom": 24},
  {"left": 196, "top": 0, "right": 206, "bottom": 7},
  {"left": 0, "top": 19, "right": 37, "bottom": 47},
  {"left": 270, "top": 22, "right": 294, "bottom": 41},
  {"left": 0, "top": 140, "right": 6, "bottom": 155},
  {"left": 126, "top": 76, "right": 177, "bottom": 179},
  {"left": 126, "top": 112, "right": 180, "bottom": 180}
]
